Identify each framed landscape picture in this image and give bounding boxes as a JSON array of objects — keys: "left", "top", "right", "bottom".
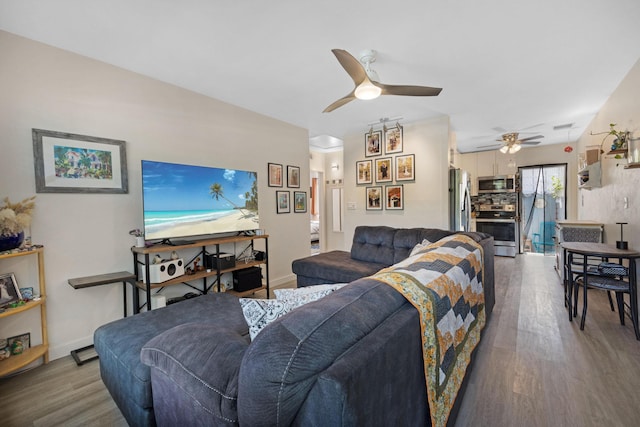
[
  {"left": 395, "top": 154, "right": 415, "bottom": 181},
  {"left": 356, "top": 160, "right": 373, "bottom": 185},
  {"left": 276, "top": 191, "right": 290, "bottom": 214},
  {"left": 375, "top": 157, "right": 393, "bottom": 183},
  {"left": 385, "top": 185, "right": 404, "bottom": 210},
  {"left": 365, "top": 130, "right": 382, "bottom": 157},
  {"left": 384, "top": 125, "right": 403, "bottom": 154},
  {"left": 294, "top": 191, "right": 307, "bottom": 213},
  {"left": 268, "top": 163, "right": 283, "bottom": 187},
  {"left": 366, "top": 186, "right": 383, "bottom": 210}
]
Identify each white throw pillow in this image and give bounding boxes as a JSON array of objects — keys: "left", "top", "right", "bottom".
[
  {"left": 239, "top": 298, "right": 294, "bottom": 340},
  {"left": 274, "top": 283, "right": 348, "bottom": 309},
  {"left": 410, "top": 238, "right": 433, "bottom": 256}
]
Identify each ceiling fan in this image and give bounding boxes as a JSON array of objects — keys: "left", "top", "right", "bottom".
[
  {"left": 323, "top": 49, "right": 442, "bottom": 113},
  {"left": 480, "top": 132, "right": 543, "bottom": 154}
]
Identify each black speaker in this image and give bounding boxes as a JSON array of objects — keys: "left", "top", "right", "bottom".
[{"left": 233, "top": 267, "right": 262, "bottom": 292}]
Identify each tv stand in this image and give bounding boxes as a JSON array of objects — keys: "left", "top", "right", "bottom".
[
  {"left": 156, "top": 238, "right": 196, "bottom": 246},
  {"left": 131, "top": 234, "right": 269, "bottom": 313}
]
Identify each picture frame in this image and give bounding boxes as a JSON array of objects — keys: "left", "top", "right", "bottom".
[
  {"left": 32, "top": 128, "right": 128, "bottom": 194},
  {"left": 385, "top": 125, "right": 403, "bottom": 154},
  {"left": 19, "top": 287, "right": 34, "bottom": 300},
  {"left": 375, "top": 157, "right": 393, "bottom": 183},
  {"left": 356, "top": 160, "right": 373, "bottom": 185},
  {"left": 366, "top": 186, "right": 383, "bottom": 210},
  {"left": 268, "top": 162, "right": 283, "bottom": 187},
  {"left": 385, "top": 185, "right": 404, "bottom": 210},
  {"left": 287, "top": 165, "right": 300, "bottom": 188},
  {"left": 395, "top": 154, "right": 415, "bottom": 181},
  {"left": 365, "top": 130, "right": 383, "bottom": 157},
  {"left": 294, "top": 191, "right": 307, "bottom": 213},
  {"left": 276, "top": 191, "right": 290, "bottom": 214},
  {"left": 7, "top": 332, "right": 30, "bottom": 355},
  {"left": 0, "top": 273, "right": 22, "bottom": 307}
]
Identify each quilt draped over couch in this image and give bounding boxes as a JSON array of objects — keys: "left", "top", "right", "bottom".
[{"left": 372, "top": 234, "right": 485, "bottom": 427}]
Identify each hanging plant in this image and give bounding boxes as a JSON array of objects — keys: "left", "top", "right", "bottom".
[{"left": 551, "top": 176, "right": 563, "bottom": 199}]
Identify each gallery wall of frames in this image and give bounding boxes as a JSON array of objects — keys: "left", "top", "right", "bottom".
[
  {"left": 267, "top": 162, "right": 307, "bottom": 214},
  {"left": 355, "top": 124, "right": 414, "bottom": 211}
]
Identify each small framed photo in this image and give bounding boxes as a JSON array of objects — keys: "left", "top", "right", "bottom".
[
  {"left": 287, "top": 165, "right": 300, "bottom": 188},
  {"left": 268, "top": 163, "right": 283, "bottom": 187},
  {"left": 365, "top": 130, "right": 383, "bottom": 157},
  {"left": 0, "top": 273, "right": 22, "bottom": 307},
  {"left": 294, "top": 191, "right": 307, "bottom": 213},
  {"left": 276, "top": 191, "right": 290, "bottom": 214},
  {"left": 7, "top": 332, "right": 30, "bottom": 355},
  {"left": 356, "top": 160, "right": 373, "bottom": 185},
  {"left": 366, "top": 186, "right": 383, "bottom": 210},
  {"left": 385, "top": 185, "right": 404, "bottom": 210},
  {"left": 375, "top": 157, "right": 393, "bottom": 183},
  {"left": 385, "top": 125, "right": 403, "bottom": 154},
  {"left": 19, "top": 287, "right": 34, "bottom": 300},
  {"left": 395, "top": 154, "right": 415, "bottom": 181}
]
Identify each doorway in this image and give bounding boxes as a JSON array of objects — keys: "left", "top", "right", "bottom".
[
  {"left": 310, "top": 170, "right": 324, "bottom": 255},
  {"left": 519, "top": 164, "right": 567, "bottom": 255}
]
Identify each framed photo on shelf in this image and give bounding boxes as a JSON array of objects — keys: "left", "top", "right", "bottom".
[
  {"left": 384, "top": 125, "right": 403, "bottom": 154},
  {"left": 366, "top": 186, "right": 383, "bottom": 210},
  {"left": 0, "top": 272, "right": 22, "bottom": 307},
  {"left": 365, "top": 130, "right": 383, "bottom": 157},
  {"left": 356, "top": 160, "right": 373, "bottom": 185},
  {"left": 7, "top": 333, "right": 30, "bottom": 354},
  {"left": 375, "top": 157, "right": 393, "bottom": 183},
  {"left": 32, "top": 128, "right": 128, "bottom": 194},
  {"left": 287, "top": 165, "right": 300, "bottom": 188},
  {"left": 268, "top": 163, "right": 283, "bottom": 187},
  {"left": 294, "top": 191, "right": 307, "bottom": 213},
  {"left": 276, "top": 190, "right": 290, "bottom": 214},
  {"left": 385, "top": 185, "right": 404, "bottom": 210},
  {"left": 395, "top": 154, "right": 415, "bottom": 181}
]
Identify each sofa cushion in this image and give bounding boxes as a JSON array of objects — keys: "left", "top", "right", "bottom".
[
  {"left": 93, "top": 293, "right": 248, "bottom": 427},
  {"left": 350, "top": 225, "right": 396, "bottom": 264},
  {"left": 239, "top": 298, "right": 294, "bottom": 340},
  {"left": 274, "top": 283, "right": 348, "bottom": 308},
  {"left": 237, "top": 278, "right": 410, "bottom": 426},
  {"left": 141, "top": 323, "right": 248, "bottom": 426},
  {"left": 291, "top": 250, "right": 386, "bottom": 285}
]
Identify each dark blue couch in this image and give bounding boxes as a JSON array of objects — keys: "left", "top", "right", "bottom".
[{"left": 94, "top": 226, "right": 494, "bottom": 426}]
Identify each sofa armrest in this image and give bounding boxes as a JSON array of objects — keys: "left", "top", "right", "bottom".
[{"left": 141, "top": 323, "right": 250, "bottom": 426}]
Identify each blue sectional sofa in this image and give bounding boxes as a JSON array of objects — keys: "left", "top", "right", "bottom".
[{"left": 94, "top": 226, "right": 494, "bottom": 426}]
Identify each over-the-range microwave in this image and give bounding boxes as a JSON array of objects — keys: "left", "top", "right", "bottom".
[{"left": 477, "top": 175, "right": 516, "bottom": 193}]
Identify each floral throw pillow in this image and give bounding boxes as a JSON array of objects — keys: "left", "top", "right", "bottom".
[
  {"left": 409, "top": 238, "right": 433, "bottom": 257},
  {"left": 239, "top": 298, "right": 294, "bottom": 341},
  {"left": 274, "top": 283, "right": 348, "bottom": 309}
]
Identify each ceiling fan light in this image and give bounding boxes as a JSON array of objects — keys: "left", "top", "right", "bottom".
[
  {"left": 499, "top": 145, "right": 509, "bottom": 154},
  {"left": 355, "top": 81, "right": 381, "bottom": 100},
  {"left": 511, "top": 144, "right": 522, "bottom": 153}
]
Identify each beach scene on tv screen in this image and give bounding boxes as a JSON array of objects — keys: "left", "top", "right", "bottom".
[{"left": 142, "top": 161, "right": 259, "bottom": 240}]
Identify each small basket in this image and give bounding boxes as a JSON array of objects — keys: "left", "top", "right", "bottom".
[{"left": 597, "top": 262, "right": 628, "bottom": 277}]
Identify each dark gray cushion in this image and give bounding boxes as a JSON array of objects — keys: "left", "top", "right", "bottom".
[
  {"left": 350, "top": 225, "right": 396, "bottom": 264},
  {"left": 141, "top": 323, "right": 249, "bottom": 426},
  {"left": 291, "top": 250, "right": 386, "bottom": 286},
  {"left": 237, "top": 278, "right": 409, "bottom": 426},
  {"left": 94, "top": 293, "right": 248, "bottom": 427}
]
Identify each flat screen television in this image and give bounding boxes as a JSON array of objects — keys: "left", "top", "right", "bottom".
[{"left": 141, "top": 160, "right": 259, "bottom": 242}]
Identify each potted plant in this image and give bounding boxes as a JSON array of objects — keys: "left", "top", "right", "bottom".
[{"left": 0, "top": 196, "right": 36, "bottom": 252}]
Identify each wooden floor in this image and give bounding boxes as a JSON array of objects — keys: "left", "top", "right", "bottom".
[{"left": 1, "top": 255, "right": 639, "bottom": 426}]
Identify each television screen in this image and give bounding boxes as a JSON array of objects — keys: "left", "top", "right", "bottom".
[{"left": 141, "top": 160, "right": 259, "bottom": 241}]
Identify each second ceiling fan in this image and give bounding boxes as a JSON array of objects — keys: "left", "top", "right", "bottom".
[
  {"left": 481, "top": 132, "right": 544, "bottom": 154},
  {"left": 323, "top": 49, "right": 442, "bottom": 113}
]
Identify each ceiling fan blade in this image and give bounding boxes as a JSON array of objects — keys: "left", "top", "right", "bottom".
[
  {"left": 478, "top": 143, "right": 503, "bottom": 149},
  {"left": 519, "top": 134, "right": 544, "bottom": 142},
  {"left": 323, "top": 92, "right": 357, "bottom": 113},
  {"left": 521, "top": 140, "right": 542, "bottom": 145},
  {"left": 377, "top": 83, "right": 442, "bottom": 97},
  {"left": 331, "top": 49, "right": 368, "bottom": 85}
]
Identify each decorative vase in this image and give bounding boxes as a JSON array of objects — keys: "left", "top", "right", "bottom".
[{"left": 0, "top": 231, "right": 24, "bottom": 252}]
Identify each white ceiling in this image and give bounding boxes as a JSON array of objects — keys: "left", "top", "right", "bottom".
[{"left": 2, "top": 0, "right": 640, "bottom": 153}]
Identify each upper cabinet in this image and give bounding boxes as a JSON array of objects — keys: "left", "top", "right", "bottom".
[{"left": 459, "top": 151, "right": 517, "bottom": 195}]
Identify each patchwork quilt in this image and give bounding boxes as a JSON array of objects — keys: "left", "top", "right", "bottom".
[{"left": 372, "top": 234, "right": 485, "bottom": 427}]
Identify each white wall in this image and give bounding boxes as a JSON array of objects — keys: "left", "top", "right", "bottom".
[
  {"left": 0, "top": 31, "right": 309, "bottom": 360},
  {"left": 576, "top": 58, "right": 640, "bottom": 246},
  {"left": 341, "top": 116, "right": 450, "bottom": 249}
]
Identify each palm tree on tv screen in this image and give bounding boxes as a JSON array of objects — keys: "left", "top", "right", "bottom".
[{"left": 209, "top": 183, "right": 250, "bottom": 217}]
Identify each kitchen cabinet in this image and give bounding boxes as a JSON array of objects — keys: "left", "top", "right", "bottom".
[{"left": 476, "top": 151, "right": 517, "bottom": 177}]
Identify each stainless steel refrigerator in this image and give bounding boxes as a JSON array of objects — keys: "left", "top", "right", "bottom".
[{"left": 449, "top": 168, "right": 472, "bottom": 232}]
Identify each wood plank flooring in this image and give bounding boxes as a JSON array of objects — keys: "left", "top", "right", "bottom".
[{"left": 1, "top": 255, "right": 639, "bottom": 426}]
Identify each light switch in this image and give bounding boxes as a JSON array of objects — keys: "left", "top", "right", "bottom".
[{"left": 347, "top": 202, "right": 357, "bottom": 210}]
